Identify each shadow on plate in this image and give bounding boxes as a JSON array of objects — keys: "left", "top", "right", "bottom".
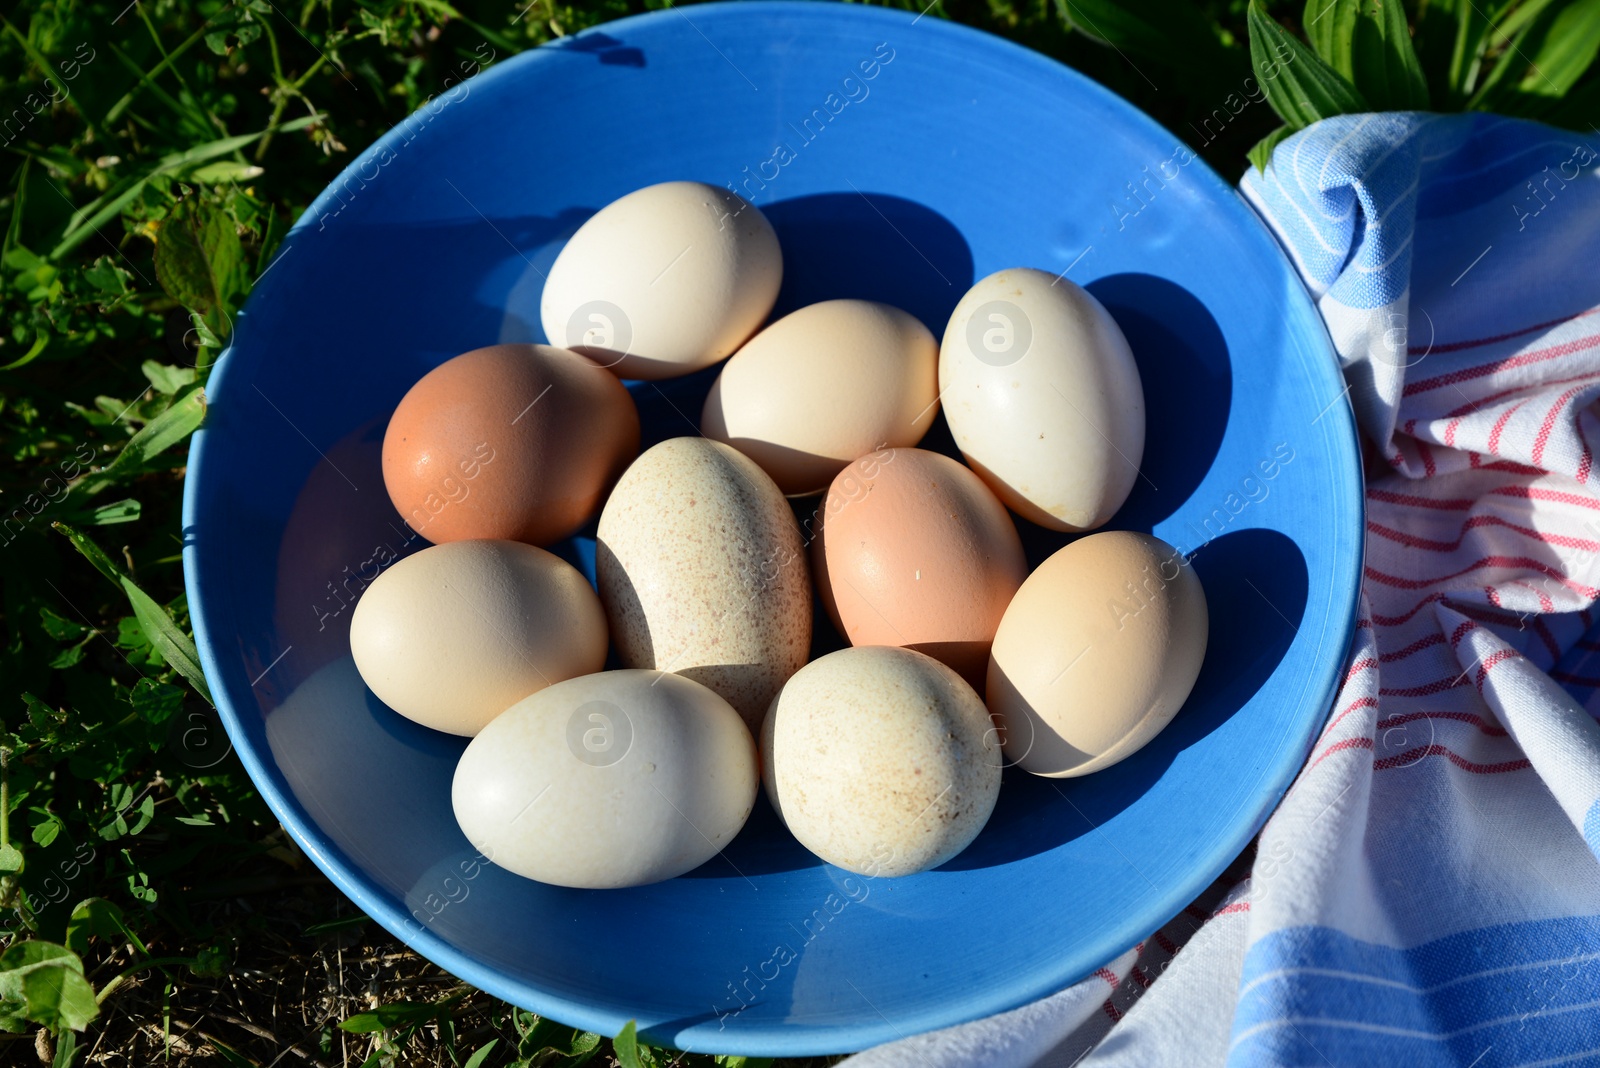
[{"left": 939, "top": 526, "right": 1308, "bottom": 870}]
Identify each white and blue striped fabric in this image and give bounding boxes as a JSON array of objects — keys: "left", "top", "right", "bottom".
[{"left": 845, "top": 113, "right": 1600, "bottom": 1068}]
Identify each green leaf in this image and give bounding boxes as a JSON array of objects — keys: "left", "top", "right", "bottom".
[
  {"left": 1477, "top": 0, "right": 1600, "bottom": 111},
  {"left": 461, "top": 1039, "right": 498, "bottom": 1068},
  {"left": 52, "top": 523, "right": 214, "bottom": 705},
  {"left": 614, "top": 1021, "right": 644, "bottom": 1068},
  {"left": 38, "top": 608, "right": 89, "bottom": 642},
  {"left": 69, "top": 386, "right": 205, "bottom": 499},
  {"left": 141, "top": 361, "right": 197, "bottom": 395},
  {"left": 86, "top": 500, "right": 141, "bottom": 526},
  {"left": 0, "top": 941, "right": 99, "bottom": 1034},
  {"left": 1248, "top": 0, "right": 1370, "bottom": 128},
  {"left": 339, "top": 998, "right": 454, "bottom": 1033},
  {"left": 129, "top": 679, "right": 185, "bottom": 727},
  {"left": 154, "top": 198, "right": 242, "bottom": 341},
  {"left": 190, "top": 161, "right": 265, "bottom": 184},
  {"left": 52, "top": 1027, "right": 77, "bottom": 1068},
  {"left": 0, "top": 844, "right": 23, "bottom": 876},
  {"left": 1303, "top": 0, "right": 1361, "bottom": 73},
  {"left": 1351, "top": 0, "right": 1430, "bottom": 109},
  {"left": 1248, "top": 124, "right": 1296, "bottom": 172},
  {"left": 65, "top": 899, "right": 127, "bottom": 957}
]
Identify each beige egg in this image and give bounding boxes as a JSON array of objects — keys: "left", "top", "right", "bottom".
[
  {"left": 453, "top": 670, "right": 758, "bottom": 888},
  {"left": 761, "top": 646, "right": 1001, "bottom": 877},
  {"left": 940, "top": 268, "right": 1145, "bottom": 531},
  {"left": 701, "top": 299, "right": 940, "bottom": 496},
  {"left": 988, "top": 531, "right": 1207, "bottom": 777},
  {"left": 597, "top": 437, "right": 811, "bottom": 733},
  {"left": 539, "top": 181, "right": 782, "bottom": 380},
  {"left": 349, "top": 540, "right": 607, "bottom": 736}
]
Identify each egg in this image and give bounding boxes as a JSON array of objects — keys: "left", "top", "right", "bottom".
[
  {"left": 987, "top": 531, "right": 1207, "bottom": 777},
  {"left": 453, "top": 669, "right": 758, "bottom": 888},
  {"left": 597, "top": 437, "right": 811, "bottom": 732},
  {"left": 349, "top": 539, "right": 608, "bottom": 735},
  {"left": 701, "top": 299, "right": 940, "bottom": 496},
  {"left": 382, "top": 344, "right": 639, "bottom": 546},
  {"left": 939, "top": 268, "right": 1145, "bottom": 532},
  {"left": 761, "top": 646, "right": 1001, "bottom": 877},
  {"left": 539, "top": 181, "right": 782, "bottom": 380},
  {"left": 811, "top": 447, "right": 1027, "bottom": 686}
]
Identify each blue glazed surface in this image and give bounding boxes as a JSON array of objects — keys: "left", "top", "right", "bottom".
[{"left": 181, "top": 1, "right": 1363, "bottom": 1055}]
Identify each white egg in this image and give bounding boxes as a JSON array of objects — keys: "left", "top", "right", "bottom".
[
  {"left": 939, "top": 267, "right": 1145, "bottom": 531},
  {"left": 452, "top": 669, "right": 758, "bottom": 889},
  {"left": 539, "top": 181, "right": 783, "bottom": 380},
  {"left": 761, "top": 646, "right": 1001, "bottom": 877},
  {"left": 349, "top": 540, "right": 608, "bottom": 736}
]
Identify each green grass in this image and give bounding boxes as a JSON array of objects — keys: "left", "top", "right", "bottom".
[{"left": 2, "top": 0, "right": 1597, "bottom": 1064}]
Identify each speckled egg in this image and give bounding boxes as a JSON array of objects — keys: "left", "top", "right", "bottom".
[
  {"left": 988, "top": 531, "right": 1208, "bottom": 777},
  {"left": 453, "top": 670, "right": 758, "bottom": 888},
  {"left": 382, "top": 344, "right": 639, "bottom": 546},
  {"left": 939, "top": 268, "right": 1145, "bottom": 531},
  {"left": 701, "top": 299, "right": 941, "bottom": 496},
  {"left": 539, "top": 181, "right": 783, "bottom": 380},
  {"left": 812, "top": 447, "right": 1027, "bottom": 687},
  {"left": 349, "top": 539, "right": 608, "bottom": 735},
  {"left": 761, "top": 646, "right": 1001, "bottom": 877},
  {"left": 596, "top": 437, "right": 811, "bottom": 733}
]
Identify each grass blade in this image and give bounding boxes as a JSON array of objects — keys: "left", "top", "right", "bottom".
[
  {"left": 1249, "top": 0, "right": 1370, "bottom": 128},
  {"left": 51, "top": 522, "right": 214, "bottom": 706}
]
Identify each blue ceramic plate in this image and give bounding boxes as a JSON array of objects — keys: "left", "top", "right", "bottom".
[{"left": 182, "top": 1, "right": 1362, "bottom": 1055}]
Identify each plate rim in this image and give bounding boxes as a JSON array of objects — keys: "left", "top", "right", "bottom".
[{"left": 181, "top": 0, "right": 1367, "bottom": 1054}]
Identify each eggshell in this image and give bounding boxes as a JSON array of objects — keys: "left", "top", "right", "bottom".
[
  {"left": 597, "top": 437, "right": 811, "bottom": 732},
  {"left": 453, "top": 669, "right": 758, "bottom": 889},
  {"left": 761, "top": 646, "right": 1001, "bottom": 877},
  {"left": 811, "top": 448, "right": 1027, "bottom": 685},
  {"left": 539, "top": 181, "right": 782, "bottom": 380},
  {"left": 349, "top": 539, "right": 607, "bottom": 736},
  {"left": 701, "top": 299, "right": 940, "bottom": 496},
  {"left": 987, "top": 531, "right": 1207, "bottom": 777},
  {"left": 382, "top": 344, "right": 639, "bottom": 546},
  {"left": 939, "top": 268, "right": 1145, "bottom": 531}
]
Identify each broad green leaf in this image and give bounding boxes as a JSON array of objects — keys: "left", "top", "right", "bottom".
[
  {"left": 141, "top": 360, "right": 197, "bottom": 395},
  {"left": 614, "top": 1021, "right": 644, "bottom": 1068},
  {"left": 0, "top": 941, "right": 98, "bottom": 1034},
  {"left": 38, "top": 608, "right": 89, "bottom": 642},
  {"left": 1472, "top": 0, "right": 1600, "bottom": 110},
  {"left": 154, "top": 199, "right": 242, "bottom": 336},
  {"left": 462, "top": 1040, "right": 498, "bottom": 1068},
  {"left": 52, "top": 523, "right": 214, "bottom": 705},
  {"left": 1304, "top": 0, "right": 1361, "bottom": 73},
  {"left": 1249, "top": 124, "right": 1296, "bottom": 172},
  {"left": 52, "top": 1027, "right": 76, "bottom": 1068},
  {"left": 0, "top": 844, "right": 22, "bottom": 875},
  {"left": 1349, "top": 0, "right": 1430, "bottom": 109},
  {"left": 1248, "top": 0, "right": 1370, "bottom": 128},
  {"left": 129, "top": 679, "right": 185, "bottom": 727},
  {"left": 65, "top": 899, "right": 127, "bottom": 957}
]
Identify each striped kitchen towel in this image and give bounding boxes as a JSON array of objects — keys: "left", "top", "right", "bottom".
[{"left": 843, "top": 112, "right": 1600, "bottom": 1067}]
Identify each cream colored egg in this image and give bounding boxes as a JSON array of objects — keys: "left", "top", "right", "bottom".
[
  {"left": 597, "top": 437, "right": 811, "bottom": 732},
  {"left": 539, "top": 181, "right": 782, "bottom": 380},
  {"left": 761, "top": 646, "right": 1001, "bottom": 877},
  {"left": 349, "top": 540, "right": 607, "bottom": 736},
  {"left": 453, "top": 670, "right": 758, "bottom": 888},
  {"left": 988, "top": 531, "right": 1207, "bottom": 777},
  {"left": 939, "top": 268, "right": 1145, "bottom": 531},
  {"left": 701, "top": 299, "right": 940, "bottom": 496}
]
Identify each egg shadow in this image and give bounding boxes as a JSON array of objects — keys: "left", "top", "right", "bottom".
[
  {"left": 938, "top": 527, "right": 1307, "bottom": 870},
  {"left": 760, "top": 193, "right": 975, "bottom": 335}
]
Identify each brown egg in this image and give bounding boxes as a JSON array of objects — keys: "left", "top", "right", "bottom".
[
  {"left": 811, "top": 447, "right": 1028, "bottom": 686},
  {"left": 382, "top": 344, "right": 639, "bottom": 545}
]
